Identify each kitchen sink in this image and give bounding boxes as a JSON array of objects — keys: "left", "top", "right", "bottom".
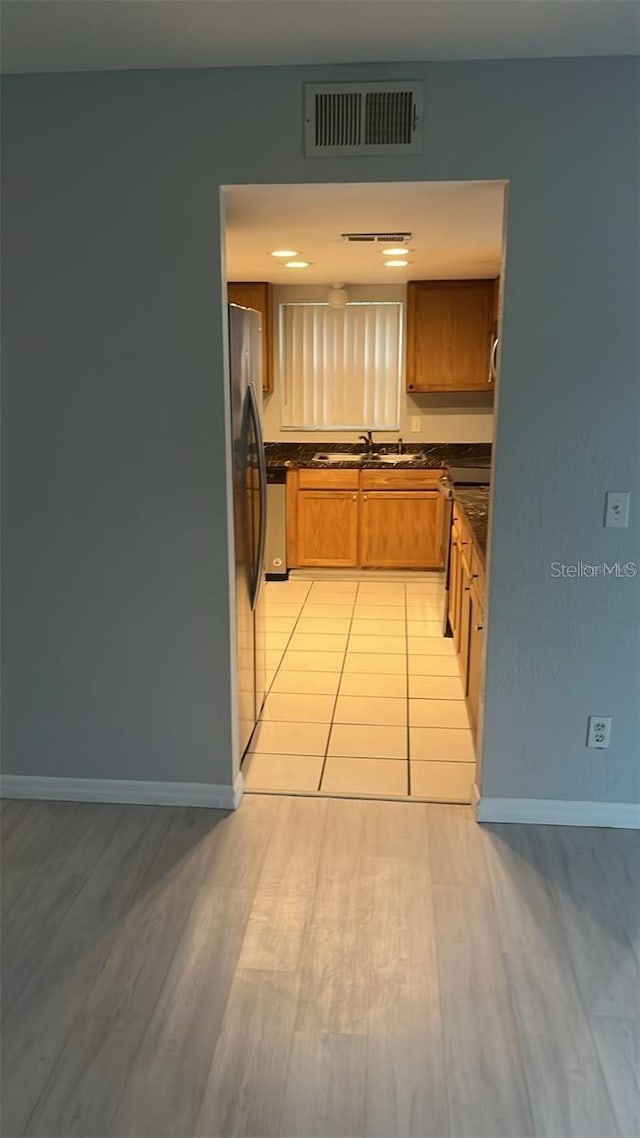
[
  {"left": 370, "top": 453, "right": 423, "bottom": 465},
  {"left": 312, "top": 452, "right": 363, "bottom": 464},
  {"left": 312, "top": 450, "right": 424, "bottom": 466}
]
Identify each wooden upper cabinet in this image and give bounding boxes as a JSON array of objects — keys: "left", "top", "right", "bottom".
[
  {"left": 227, "top": 282, "right": 273, "bottom": 395},
  {"left": 491, "top": 276, "right": 500, "bottom": 329},
  {"left": 406, "top": 279, "right": 497, "bottom": 392}
]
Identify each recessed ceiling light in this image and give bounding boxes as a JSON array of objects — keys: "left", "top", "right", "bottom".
[
  {"left": 384, "top": 259, "right": 409, "bottom": 268},
  {"left": 382, "top": 247, "right": 409, "bottom": 257},
  {"left": 271, "top": 249, "right": 299, "bottom": 258},
  {"left": 285, "top": 260, "right": 310, "bottom": 269}
]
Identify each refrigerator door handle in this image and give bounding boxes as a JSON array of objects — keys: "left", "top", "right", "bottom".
[{"left": 247, "top": 381, "right": 267, "bottom": 611}]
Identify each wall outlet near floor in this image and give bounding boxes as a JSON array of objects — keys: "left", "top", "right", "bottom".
[
  {"left": 604, "top": 491, "right": 630, "bottom": 528},
  {"left": 410, "top": 416, "right": 422, "bottom": 433},
  {"left": 586, "top": 716, "right": 612, "bottom": 749}
]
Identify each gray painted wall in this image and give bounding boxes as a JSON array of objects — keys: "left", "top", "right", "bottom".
[{"left": 2, "top": 58, "right": 639, "bottom": 803}]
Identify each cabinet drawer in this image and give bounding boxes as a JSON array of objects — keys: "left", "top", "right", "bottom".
[
  {"left": 360, "top": 468, "right": 444, "bottom": 491},
  {"left": 456, "top": 515, "right": 471, "bottom": 556},
  {"left": 471, "top": 545, "right": 486, "bottom": 600},
  {"left": 467, "top": 589, "right": 485, "bottom": 735},
  {"left": 458, "top": 563, "right": 472, "bottom": 692},
  {"left": 298, "top": 468, "right": 360, "bottom": 491}
]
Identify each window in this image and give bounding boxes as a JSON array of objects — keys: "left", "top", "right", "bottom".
[{"left": 279, "top": 301, "right": 402, "bottom": 430}]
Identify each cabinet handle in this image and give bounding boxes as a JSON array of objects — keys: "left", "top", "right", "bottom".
[
  {"left": 489, "top": 336, "right": 499, "bottom": 382},
  {"left": 476, "top": 625, "right": 484, "bottom": 632},
  {"left": 472, "top": 572, "right": 479, "bottom": 579},
  {"left": 460, "top": 540, "right": 468, "bottom": 546},
  {"left": 353, "top": 495, "right": 358, "bottom": 501}
]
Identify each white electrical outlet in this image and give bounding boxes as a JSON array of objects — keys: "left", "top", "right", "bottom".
[
  {"left": 586, "top": 716, "right": 612, "bottom": 749},
  {"left": 604, "top": 491, "right": 630, "bottom": 528},
  {"left": 410, "top": 416, "right": 422, "bottom": 433}
]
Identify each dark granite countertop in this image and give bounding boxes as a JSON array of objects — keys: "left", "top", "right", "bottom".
[
  {"left": 264, "top": 441, "right": 492, "bottom": 472},
  {"left": 455, "top": 486, "right": 491, "bottom": 565}
]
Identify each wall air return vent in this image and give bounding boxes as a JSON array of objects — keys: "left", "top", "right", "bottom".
[
  {"left": 341, "top": 233, "right": 412, "bottom": 244},
  {"left": 304, "top": 82, "right": 423, "bottom": 157}
]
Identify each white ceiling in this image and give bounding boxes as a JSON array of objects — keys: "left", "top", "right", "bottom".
[
  {"left": 224, "top": 180, "right": 506, "bottom": 284},
  {"left": 2, "top": 0, "right": 638, "bottom": 75}
]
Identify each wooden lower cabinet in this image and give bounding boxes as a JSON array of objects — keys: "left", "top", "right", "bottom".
[
  {"left": 452, "top": 523, "right": 472, "bottom": 654},
  {"left": 458, "top": 549, "right": 472, "bottom": 689},
  {"left": 360, "top": 491, "right": 442, "bottom": 569},
  {"left": 295, "top": 490, "right": 359, "bottom": 568},
  {"left": 447, "top": 503, "right": 486, "bottom": 737},
  {"left": 467, "top": 584, "right": 485, "bottom": 733},
  {"left": 448, "top": 521, "right": 461, "bottom": 643},
  {"left": 286, "top": 468, "right": 445, "bottom": 570}
]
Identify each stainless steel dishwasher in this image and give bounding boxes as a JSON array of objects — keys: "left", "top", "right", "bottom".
[{"left": 265, "top": 468, "right": 288, "bottom": 579}]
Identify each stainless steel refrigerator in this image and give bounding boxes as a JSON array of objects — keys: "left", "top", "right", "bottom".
[{"left": 229, "top": 303, "right": 267, "bottom": 762}]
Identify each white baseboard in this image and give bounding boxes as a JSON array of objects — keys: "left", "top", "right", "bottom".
[
  {"left": 232, "top": 769, "right": 244, "bottom": 808},
  {"left": 474, "top": 794, "right": 640, "bottom": 829},
  {"left": 0, "top": 771, "right": 245, "bottom": 811}
]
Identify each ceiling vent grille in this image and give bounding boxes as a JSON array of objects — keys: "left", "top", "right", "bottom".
[{"left": 304, "top": 82, "right": 423, "bottom": 157}]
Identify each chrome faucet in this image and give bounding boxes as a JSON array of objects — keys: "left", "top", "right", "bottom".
[{"left": 358, "top": 430, "right": 374, "bottom": 457}]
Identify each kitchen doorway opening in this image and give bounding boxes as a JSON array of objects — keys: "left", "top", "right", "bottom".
[{"left": 221, "top": 180, "right": 508, "bottom": 805}]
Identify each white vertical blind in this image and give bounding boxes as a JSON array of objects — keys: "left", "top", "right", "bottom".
[{"left": 280, "top": 302, "right": 402, "bottom": 429}]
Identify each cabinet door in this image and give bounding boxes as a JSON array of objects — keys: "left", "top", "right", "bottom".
[
  {"left": 458, "top": 550, "right": 472, "bottom": 690},
  {"left": 296, "top": 491, "right": 359, "bottom": 568},
  {"left": 406, "top": 279, "right": 495, "bottom": 392},
  {"left": 228, "top": 282, "right": 273, "bottom": 394},
  {"left": 467, "top": 587, "right": 485, "bottom": 735},
  {"left": 491, "top": 276, "right": 500, "bottom": 328},
  {"left": 453, "top": 527, "right": 471, "bottom": 653},
  {"left": 360, "top": 491, "right": 442, "bottom": 569},
  {"left": 448, "top": 524, "right": 460, "bottom": 637}
]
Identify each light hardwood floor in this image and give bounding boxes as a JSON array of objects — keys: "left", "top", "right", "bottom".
[{"left": 2, "top": 795, "right": 639, "bottom": 1138}]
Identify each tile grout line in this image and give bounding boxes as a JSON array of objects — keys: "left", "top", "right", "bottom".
[
  {"left": 246, "top": 581, "right": 312, "bottom": 779},
  {"left": 323, "top": 573, "right": 414, "bottom": 796},
  {"left": 262, "top": 579, "right": 313, "bottom": 698},
  {"left": 327, "top": 578, "right": 407, "bottom": 801},
  {"left": 316, "top": 580, "right": 359, "bottom": 792},
  {"left": 266, "top": 577, "right": 360, "bottom": 695}
]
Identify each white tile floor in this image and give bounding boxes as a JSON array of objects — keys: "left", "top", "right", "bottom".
[{"left": 242, "top": 571, "right": 477, "bottom": 803}]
